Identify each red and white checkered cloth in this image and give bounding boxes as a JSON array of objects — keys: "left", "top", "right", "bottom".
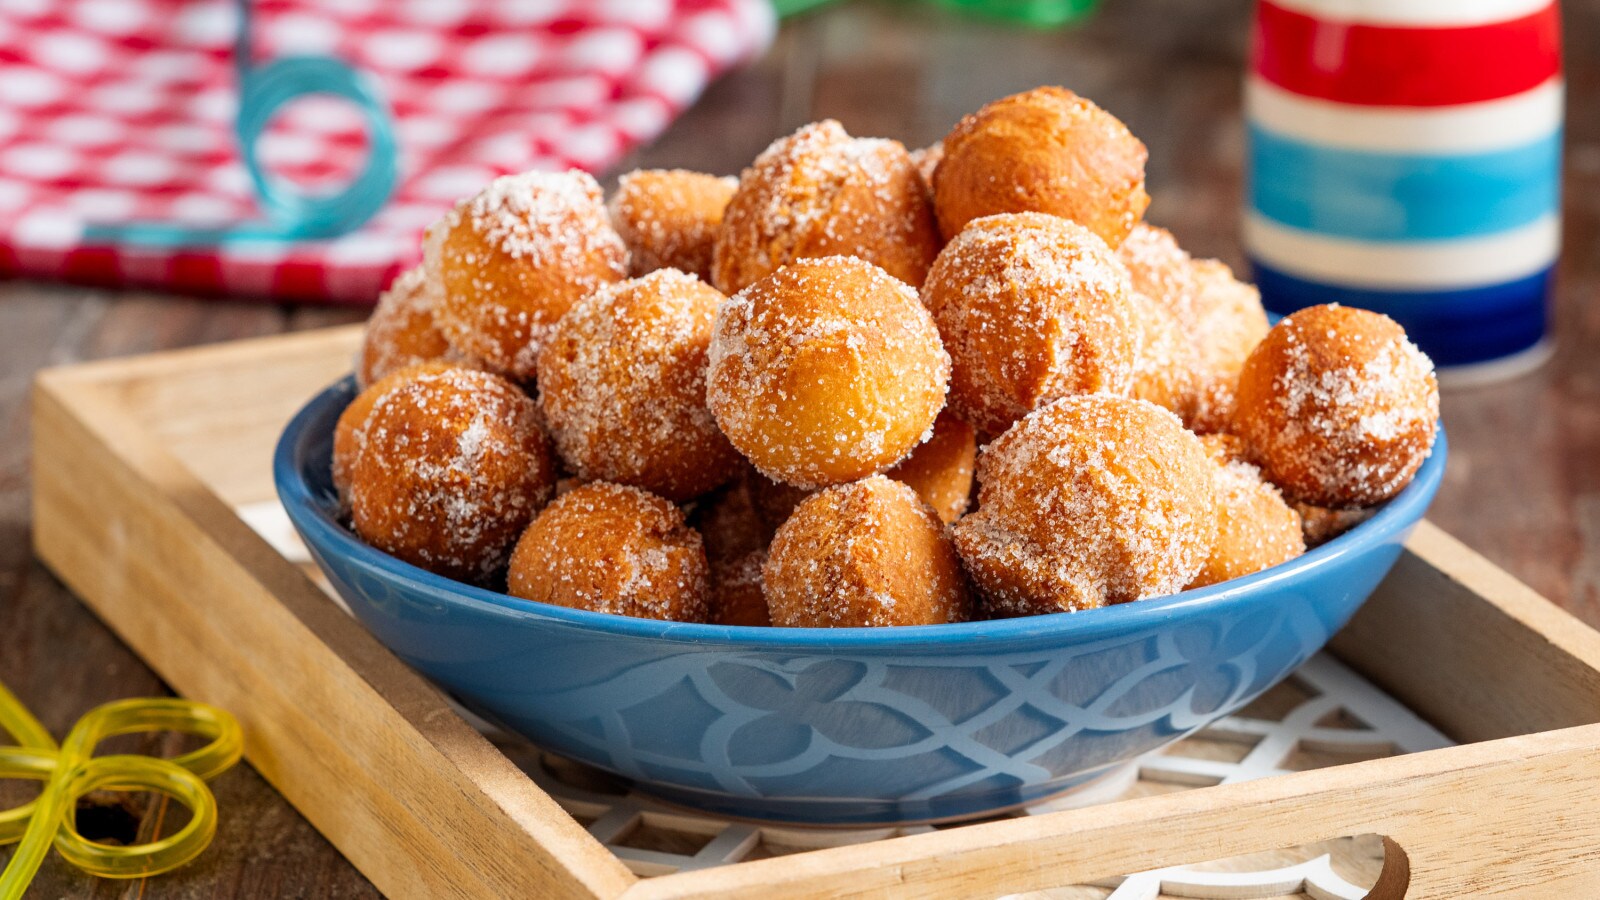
[{"left": 0, "top": 0, "right": 772, "bottom": 302}]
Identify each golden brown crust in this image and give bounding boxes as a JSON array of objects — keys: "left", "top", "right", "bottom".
[
  {"left": 426, "top": 170, "right": 628, "bottom": 379},
  {"left": 921, "top": 212, "right": 1137, "bottom": 437},
  {"left": 933, "top": 86, "right": 1149, "bottom": 247},
  {"left": 358, "top": 266, "right": 458, "bottom": 388},
  {"left": 1232, "top": 305, "right": 1439, "bottom": 507},
  {"left": 1126, "top": 287, "right": 1200, "bottom": 420},
  {"left": 1117, "top": 224, "right": 1269, "bottom": 432},
  {"left": 507, "top": 482, "right": 710, "bottom": 622},
  {"left": 707, "top": 256, "right": 950, "bottom": 488},
  {"left": 952, "top": 395, "right": 1217, "bottom": 615},
  {"left": 349, "top": 367, "right": 557, "bottom": 582},
  {"left": 1188, "top": 437, "right": 1306, "bottom": 588},
  {"left": 333, "top": 361, "right": 464, "bottom": 503},
  {"left": 609, "top": 169, "right": 738, "bottom": 281},
  {"left": 1292, "top": 501, "right": 1378, "bottom": 547},
  {"left": 885, "top": 410, "right": 976, "bottom": 524},
  {"left": 536, "top": 269, "right": 741, "bottom": 501},
  {"left": 711, "top": 120, "right": 940, "bottom": 294},
  {"left": 709, "top": 549, "right": 771, "bottom": 627},
  {"left": 764, "top": 476, "right": 972, "bottom": 627}
]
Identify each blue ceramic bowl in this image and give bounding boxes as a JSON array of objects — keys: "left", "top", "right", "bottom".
[{"left": 275, "top": 377, "right": 1445, "bottom": 825}]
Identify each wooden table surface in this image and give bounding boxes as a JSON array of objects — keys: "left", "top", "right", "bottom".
[{"left": 2, "top": 0, "right": 1596, "bottom": 895}]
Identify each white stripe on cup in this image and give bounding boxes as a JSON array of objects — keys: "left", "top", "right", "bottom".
[
  {"left": 1261, "top": 0, "right": 1552, "bottom": 27},
  {"left": 1247, "top": 77, "right": 1563, "bottom": 154},
  {"left": 1244, "top": 212, "right": 1560, "bottom": 290}
]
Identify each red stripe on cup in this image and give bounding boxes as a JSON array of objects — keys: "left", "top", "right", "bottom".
[{"left": 1252, "top": 1, "right": 1560, "bottom": 107}]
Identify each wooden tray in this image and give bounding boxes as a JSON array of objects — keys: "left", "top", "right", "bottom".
[{"left": 30, "top": 326, "right": 1600, "bottom": 899}]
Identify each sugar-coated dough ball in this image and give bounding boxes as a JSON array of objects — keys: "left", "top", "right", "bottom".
[
  {"left": 691, "top": 472, "right": 773, "bottom": 565},
  {"left": 358, "top": 265, "right": 460, "bottom": 388},
  {"left": 708, "top": 256, "right": 950, "bottom": 488},
  {"left": 709, "top": 549, "right": 771, "bottom": 627},
  {"left": 334, "top": 361, "right": 461, "bottom": 503},
  {"left": 712, "top": 120, "right": 940, "bottom": 294},
  {"left": 1292, "top": 501, "right": 1377, "bottom": 547},
  {"left": 1232, "top": 305, "right": 1439, "bottom": 507},
  {"left": 764, "top": 476, "right": 972, "bottom": 627},
  {"left": 425, "top": 170, "right": 628, "bottom": 379},
  {"left": 909, "top": 141, "right": 943, "bottom": 195},
  {"left": 1188, "top": 434, "right": 1306, "bottom": 589},
  {"left": 608, "top": 169, "right": 737, "bottom": 281},
  {"left": 1118, "top": 224, "right": 1269, "bottom": 430},
  {"left": 1127, "top": 287, "right": 1200, "bottom": 418},
  {"left": 537, "top": 269, "right": 741, "bottom": 501},
  {"left": 922, "top": 212, "right": 1136, "bottom": 437},
  {"left": 507, "top": 482, "right": 709, "bottom": 622},
  {"left": 953, "top": 395, "right": 1217, "bottom": 615},
  {"left": 350, "top": 367, "right": 558, "bottom": 582},
  {"left": 933, "top": 86, "right": 1149, "bottom": 247},
  {"left": 885, "top": 411, "right": 976, "bottom": 524}
]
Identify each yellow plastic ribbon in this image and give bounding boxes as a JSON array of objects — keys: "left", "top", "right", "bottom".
[{"left": 0, "top": 680, "right": 242, "bottom": 899}]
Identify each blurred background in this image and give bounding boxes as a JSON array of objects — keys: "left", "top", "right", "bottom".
[{"left": 1, "top": 1, "right": 1596, "bottom": 892}]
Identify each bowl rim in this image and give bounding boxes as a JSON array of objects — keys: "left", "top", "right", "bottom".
[{"left": 274, "top": 375, "right": 1447, "bottom": 649}]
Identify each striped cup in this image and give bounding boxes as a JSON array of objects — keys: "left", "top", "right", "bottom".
[{"left": 1245, "top": 0, "right": 1562, "bottom": 383}]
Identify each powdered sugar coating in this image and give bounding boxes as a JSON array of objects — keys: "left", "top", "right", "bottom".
[
  {"left": 764, "top": 475, "right": 972, "bottom": 628},
  {"left": 609, "top": 169, "right": 738, "bottom": 281},
  {"left": 1232, "top": 304, "right": 1439, "bottom": 507},
  {"left": 711, "top": 120, "right": 940, "bottom": 294},
  {"left": 357, "top": 265, "right": 462, "bottom": 388},
  {"left": 1118, "top": 223, "right": 1269, "bottom": 431},
  {"left": 349, "top": 367, "right": 557, "bottom": 583},
  {"left": 507, "top": 481, "right": 710, "bottom": 622},
  {"left": 933, "top": 86, "right": 1149, "bottom": 247},
  {"left": 537, "top": 269, "right": 741, "bottom": 501},
  {"left": 425, "top": 169, "right": 628, "bottom": 379},
  {"left": 922, "top": 212, "right": 1137, "bottom": 437},
  {"left": 1188, "top": 433, "right": 1305, "bottom": 588},
  {"left": 707, "top": 256, "right": 951, "bottom": 489},
  {"left": 952, "top": 395, "right": 1218, "bottom": 615}
]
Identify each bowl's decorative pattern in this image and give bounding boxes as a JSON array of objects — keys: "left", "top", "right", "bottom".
[{"left": 280, "top": 377, "right": 1444, "bottom": 824}]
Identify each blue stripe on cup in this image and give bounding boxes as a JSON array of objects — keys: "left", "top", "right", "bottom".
[
  {"left": 1251, "top": 259, "right": 1551, "bottom": 367},
  {"left": 1248, "top": 124, "right": 1561, "bottom": 242}
]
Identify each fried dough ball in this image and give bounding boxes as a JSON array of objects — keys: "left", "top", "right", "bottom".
[
  {"left": 350, "top": 367, "right": 558, "bottom": 582},
  {"left": 1292, "top": 501, "right": 1378, "bottom": 547},
  {"left": 333, "top": 361, "right": 461, "bottom": 502},
  {"left": 507, "top": 482, "right": 709, "bottom": 622},
  {"left": 536, "top": 269, "right": 741, "bottom": 501},
  {"left": 952, "top": 395, "right": 1217, "bottom": 615},
  {"left": 933, "top": 86, "right": 1149, "bottom": 247},
  {"left": 1118, "top": 224, "right": 1269, "bottom": 430},
  {"left": 425, "top": 170, "right": 628, "bottom": 379},
  {"left": 608, "top": 169, "right": 737, "bottom": 281},
  {"left": 1232, "top": 305, "right": 1439, "bottom": 507},
  {"left": 1127, "top": 288, "right": 1200, "bottom": 418},
  {"left": 711, "top": 120, "right": 940, "bottom": 294},
  {"left": 709, "top": 549, "right": 771, "bottom": 627},
  {"left": 708, "top": 256, "right": 950, "bottom": 488},
  {"left": 764, "top": 476, "right": 972, "bottom": 627},
  {"left": 1188, "top": 434, "right": 1306, "bottom": 589},
  {"left": 922, "top": 212, "right": 1137, "bottom": 437},
  {"left": 885, "top": 411, "right": 976, "bottom": 524},
  {"left": 357, "top": 266, "right": 459, "bottom": 388},
  {"left": 910, "top": 141, "right": 943, "bottom": 195},
  {"left": 691, "top": 472, "right": 773, "bottom": 565}
]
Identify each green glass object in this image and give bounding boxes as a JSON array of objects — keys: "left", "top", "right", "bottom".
[{"left": 929, "top": 0, "right": 1102, "bottom": 27}]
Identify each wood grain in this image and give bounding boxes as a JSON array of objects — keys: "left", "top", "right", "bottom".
[{"left": 3, "top": 0, "right": 1598, "bottom": 895}]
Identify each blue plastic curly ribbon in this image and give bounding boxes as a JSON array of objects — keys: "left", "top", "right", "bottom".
[{"left": 84, "top": 0, "right": 399, "bottom": 246}]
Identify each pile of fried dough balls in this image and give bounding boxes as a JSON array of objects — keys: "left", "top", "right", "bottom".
[{"left": 335, "top": 85, "right": 1440, "bottom": 629}]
